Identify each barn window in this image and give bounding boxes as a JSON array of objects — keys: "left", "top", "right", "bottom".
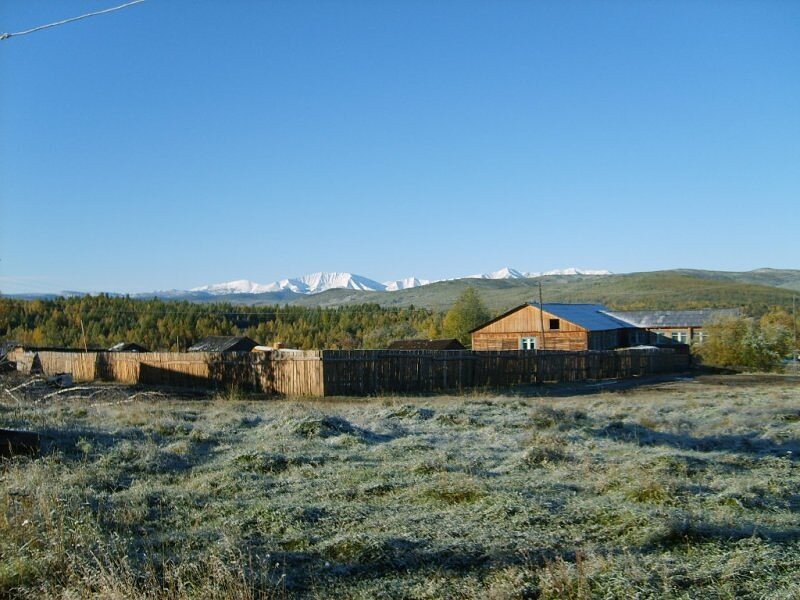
[
  {"left": 671, "top": 332, "right": 687, "bottom": 343},
  {"left": 520, "top": 337, "right": 537, "bottom": 350},
  {"left": 549, "top": 319, "right": 560, "bottom": 330}
]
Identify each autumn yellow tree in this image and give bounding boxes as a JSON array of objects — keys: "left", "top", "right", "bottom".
[{"left": 442, "top": 288, "right": 490, "bottom": 347}]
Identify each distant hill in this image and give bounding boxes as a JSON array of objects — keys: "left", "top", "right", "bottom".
[
  {"left": 673, "top": 268, "right": 800, "bottom": 292},
  {"left": 5, "top": 269, "right": 797, "bottom": 316},
  {"left": 207, "top": 270, "right": 798, "bottom": 316}
]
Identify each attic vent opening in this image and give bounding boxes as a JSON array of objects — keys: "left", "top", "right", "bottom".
[{"left": 549, "top": 319, "right": 560, "bottom": 330}]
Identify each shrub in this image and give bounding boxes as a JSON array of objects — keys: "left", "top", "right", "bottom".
[{"left": 697, "top": 314, "right": 791, "bottom": 371}]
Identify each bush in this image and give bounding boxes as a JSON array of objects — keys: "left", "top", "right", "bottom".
[{"left": 697, "top": 313, "right": 791, "bottom": 372}]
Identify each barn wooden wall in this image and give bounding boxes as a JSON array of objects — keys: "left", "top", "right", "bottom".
[
  {"left": 472, "top": 331, "right": 589, "bottom": 351},
  {"left": 471, "top": 305, "right": 591, "bottom": 351}
]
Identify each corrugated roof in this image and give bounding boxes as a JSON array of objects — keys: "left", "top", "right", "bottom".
[
  {"left": 604, "top": 308, "right": 741, "bottom": 328},
  {"left": 108, "top": 342, "right": 149, "bottom": 352},
  {"left": 187, "top": 336, "right": 258, "bottom": 352},
  {"left": 534, "top": 303, "right": 634, "bottom": 331}
]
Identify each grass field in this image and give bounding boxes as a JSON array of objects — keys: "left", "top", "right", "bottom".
[{"left": 1, "top": 373, "right": 799, "bottom": 599}]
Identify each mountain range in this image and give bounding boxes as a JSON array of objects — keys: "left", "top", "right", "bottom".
[
  {"left": 4, "top": 268, "right": 798, "bottom": 315},
  {"left": 188, "top": 267, "right": 612, "bottom": 296}
]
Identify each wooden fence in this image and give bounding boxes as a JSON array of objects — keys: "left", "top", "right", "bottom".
[
  {"left": 320, "top": 348, "right": 686, "bottom": 395},
  {"left": 320, "top": 350, "right": 477, "bottom": 395},
  {"left": 8, "top": 347, "right": 688, "bottom": 397}
]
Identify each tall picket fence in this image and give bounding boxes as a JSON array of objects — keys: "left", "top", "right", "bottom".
[{"left": 11, "top": 347, "right": 688, "bottom": 397}]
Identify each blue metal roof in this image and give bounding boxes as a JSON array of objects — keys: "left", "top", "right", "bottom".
[{"left": 532, "top": 303, "right": 633, "bottom": 331}]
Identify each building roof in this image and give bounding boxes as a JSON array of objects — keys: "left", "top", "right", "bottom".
[
  {"left": 108, "top": 342, "right": 149, "bottom": 352},
  {"left": 604, "top": 308, "right": 741, "bottom": 328},
  {"left": 387, "top": 339, "right": 466, "bottom": 350},
  {"left": 536, "top": 303, "right": 634, "bottom": 331},
  {"left": 187, "top": 336, "right": 258, "bottom": 352},
  {"left": 471, "top": 302, "right": 635, "bottom": 333}
]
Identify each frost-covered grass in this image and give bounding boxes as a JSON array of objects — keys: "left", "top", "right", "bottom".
[{"left": 1, "top": 374, "right": 799, "bottom": 598}]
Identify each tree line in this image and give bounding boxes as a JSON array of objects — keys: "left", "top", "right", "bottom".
[
  {"left": 0, "top": 295, "right": 446, "bottom": 351},
  {"left": 2, "top": 292, "right": 795, "bottom": 371}
]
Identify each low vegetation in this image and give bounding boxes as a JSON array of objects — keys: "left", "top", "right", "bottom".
[
  {"left": 696, "top": 310, "right": 796, "bottom": 371},
  {"left": 1, "top": 373, "right": 798, "bottom": 598}
]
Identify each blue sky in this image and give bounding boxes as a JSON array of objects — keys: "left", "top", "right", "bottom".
[{"left": 1, "top": 0, "right": 798, "bottom": 294}]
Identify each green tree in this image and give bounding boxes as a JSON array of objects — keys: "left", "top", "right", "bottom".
[
  {"left": 697, "top": 311, "right": 791, "bottom": 372},
  {"left": 442, "top": 288, "right": 490, "bottom": 347}
]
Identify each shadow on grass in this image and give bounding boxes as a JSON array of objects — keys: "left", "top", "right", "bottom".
[
  {"left": 274, "top": 514, "right": 794, "bottom": 592},
  {"left": 52, "top": 513, "right": 800, "bottom": 595},
  {"left": 510, "top": 374, "right": 695, "bottom": 399},
  {"left": 35, "top": 424, "right": 225, "bottom": 485},
  {"left": 592, "top": 421, "right": 799, "bottom": 461},
  {"left": 274, "top": 539, "right": 553, "bottom": 592},
  {"left": 649, "top": 516, "right": 800, "bottom": 549}
]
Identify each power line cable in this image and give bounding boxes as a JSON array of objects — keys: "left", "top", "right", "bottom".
[{"left": 1, "top": 0, "right": 147, "bottom": 42}]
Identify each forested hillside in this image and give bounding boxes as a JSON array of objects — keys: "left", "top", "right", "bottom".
[
  {"left": 2, "top": 268, "right": 797, "bottom": 351},
  {"left": 281, "top": 271, "right": 798, "bottom": 315},
  {"left": 0, "top": 296, "right": 443, "bottom": 351}
]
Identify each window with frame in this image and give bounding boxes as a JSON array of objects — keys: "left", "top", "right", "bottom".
[
  {"left": 671, "top": 331, "right": 687, "bottom": 343},
  {"left": 549, "top": 319, "right": 560, "bottom": 330},
  {"left": 520, "top": 337, "right": 537, "bottom": 350}
]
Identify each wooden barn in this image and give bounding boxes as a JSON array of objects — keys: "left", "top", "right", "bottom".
[
  {"left": 470, "top": 303, "right": 645, "bottom": 351},
  {"left": 605, "top": 308, "right": 740, "bottom": 345}
]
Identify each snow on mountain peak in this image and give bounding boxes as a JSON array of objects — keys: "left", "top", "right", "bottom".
[
  {"left": 190, "top": 279, "right": 272, "bottom": 294},
  {"left": 190, "top": 267, "right": 611, "bottom": 296},
  {"left": 467, "top": 267, "right": 527, "bottom": 280},
  {"left": 465, "top": 267, "right": 612, "bottom": 280},
  {"left": 532, "top": 268, "right": 613, "bottom": 277},
  {"left": 290, "top": 272, "right": 386, "bottom": 293},
  {"left": 193, "top": 272, "right": 387, "bottom": 295},
  {"left": 383, "top": 277, "right": 432, "bottom": 291}
]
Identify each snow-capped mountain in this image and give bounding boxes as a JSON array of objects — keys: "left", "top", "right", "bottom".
[
  {"left": 190, "top": 268, "right": 611, "bottom": 296},
  {"left": 467, "top": 267, "right": 611, "bottom": 280},
  {"left": 266, "top": 272, "right": 385, "bottom": 294},
  {"left": 191, "top": 279, "right": 274, "bottom": 294},
  {"left": 529, "top": 268, "right": 612, "bottom": 277},
  {"left": 193, "top": 273, "right": 386, "bottom": 295},
  {"left": 467, "top": 267, "right": 527, "bottom": 280},
  {"left": 383, "top": 277, "right": 432, "bottom": 291}
]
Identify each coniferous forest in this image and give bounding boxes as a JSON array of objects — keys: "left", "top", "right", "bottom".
[{"left": 0, "top": 296, "right": 444, "bottom": 351}]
